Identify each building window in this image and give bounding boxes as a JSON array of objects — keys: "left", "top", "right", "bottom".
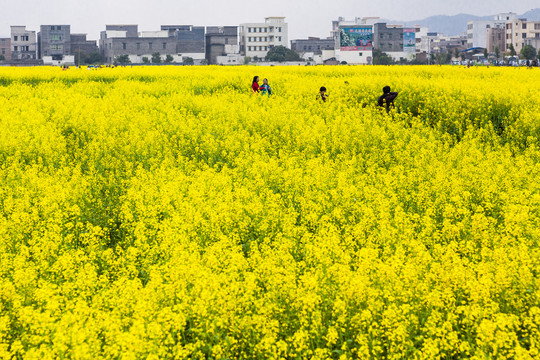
[
  {"left": 137, "top": 42, "right": 140, "bottom": 50},
  {"left": 278, "top": 27, "right": 282, "bottom": 32},
  {"left": 248, "top": 46, "right": 251, "bottom": 51},
  {"left": 380, "top": 34, "right": 383, "bottom": 39},
  {"left": 163, "top": 42, "right": 166, "bottom": 49},
  {"left": 14, "top": 46, "right": 18, "bottom": 51},
  {"left": 522, "top": 24, "right": 527, "bottom": 29},
  {"left": 264, "top": 28, "right": 267, "bottom": 32},
  {"left": 51, "top": 26, "right": 55, "bottom": 31},
  {"left": 57, "top": 26, "right": 61, "bottom": 30},
  {"left": 50, "top": 34, "right": 62, "bottom": 41},
  {"left": 1, "top": 49, "right": 4, "bottom": 55},
  {"left": 122, "top": 43, "right": 126, "bottom": 50},
  {"left": 13, "top": 36, "right": 18, "bottom": 41},
  {"left": 265, "top": 46, "right": 267, "bottom": 51},
  {"left": 522, "top": 33, "right": 526, "bottom": 38},
  {"left": 1, "top": 39, "right": 4, "bottom": 45},
  {"left": 248, "top": 28, "right": 251, "bottom": 32},
  {"left": 149, "top": 42, "right": 152, "bottom": 50}
]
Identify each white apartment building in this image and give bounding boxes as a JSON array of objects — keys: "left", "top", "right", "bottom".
[
  {"left": 239, "top": 17, "right": 288, "bottom": 59},
  {"left": 11, "top": 26, "right": 37, "bottom": 61},
  {"left": 466, "top": 13, "right": 517, "bottom": 49}
]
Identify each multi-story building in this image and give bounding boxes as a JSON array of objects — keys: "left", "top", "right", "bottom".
[
  {"left": 290, "top": 37, "right": 334, "bottom": 59},
  {"left": 38, "top": 25, "right": 72, "bottom": 64},
  {"left": 0, "top": 38, "right": 11, "bottom": 61},
  {"left": 332, "top": 17, "right": 379, "bottom": 64},
  {"left": 71, "top": 34, "right": 99, "bottom": 64},
  {"left": 205, "top": 26, "right": 240, "bottom": 65},
  {"left": 100, "top": 25, "right": 178, "bottom": 64},
  {"left": 505, "top": 19, "right": 540, "bottom": 53},
  {"left": 486, "top": 25, "right": 506, "bottom": 54},
  {"left": 467, "top": 13, "right": 517, "bottom": 49},
  {"left": 239, "top": 17, "right": 288, "bottom": 59},
  {"left": 373, "top": 23, "right": 404, "bottom": 53},
  {"left": 161, "top": 25, "right": 206, "bottom": 62},
  {"left": 11, "top": 26, "right": 37, "bottom": 61},
  {"left": 71, "top": 34, "right": 99, "bottom": 56}
]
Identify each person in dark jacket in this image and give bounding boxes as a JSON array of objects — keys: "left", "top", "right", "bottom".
[
  {"left": 316, "top": 86, "right": 328, "bottom": 102},
  {"left": 377, "top": 86, "right": 398, "bottom": 113}
]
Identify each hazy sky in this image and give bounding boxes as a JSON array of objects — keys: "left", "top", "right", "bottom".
[{"left": 1, "top": 0, "right": 538, "bottom": 39}]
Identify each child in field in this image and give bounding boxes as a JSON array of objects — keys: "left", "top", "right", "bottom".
[
  {"left": 316, "top": 86, "right": 328, "bottom": 102},
  {"left": 260, "top": 78, "right": 272, "bottom": 96},
  {"left": 377, "top": 86, "right": 398, "bottom": 113}
]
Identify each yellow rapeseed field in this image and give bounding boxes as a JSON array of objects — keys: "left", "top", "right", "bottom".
[{"left": 0, "top": 65, "right": 540, "bottom": 359}]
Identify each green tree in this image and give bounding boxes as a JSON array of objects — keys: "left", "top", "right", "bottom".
[
  {"left": 494, "top": 46, "right": 500, "bottom": 61},
  {"left": 483, "top": 48, "right": 489, "bottom": 60},
  {"left": 454, "top": 48, "right": 460, "bottom": 59},
  {"left": 200, "top": 59, "right": 208, "bottom": 65},
  {"left": 509, "top": 44, "right": 517, "bottom": 57},
  {"left": 0, "top": 55, "right": 5, "bottom": 61},
  {"left": 86, "top": 52, "right": 102, "bottom": 64},
  {"left": 520, "top": 45, "right": 537, "bottom": 60},
  {"left": 151, "top": 52, "right": 162, "bottom": 64},
  {"left": 372, "top": 48, "right": 394, "bottom": 65},
  {"left": 183, "top": 57, "right": 194, "bottom": 65},
  {"left": 115, "top": 54, "right": 131, "bottom": 65},
  {"left": 435, "top": 52, "right": 451, "bottom": 65},
  {"left": 165, "top": 54, "right": 174, "bottom": 63},
  {"left": 243, "top": 56, "right": 250, "bottom": 65},
  {"left": 142, "top": 57, "right": 150, "bottom": 64},
  {"left": 265, "top": 45, "right": 301, "bottom": 62}
]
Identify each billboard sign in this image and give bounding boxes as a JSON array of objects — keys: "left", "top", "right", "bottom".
[
  {"left": 340, "top": 27, "right": 372, "bottom": 51},
  {"left": 404, "top": 29, "right": 416, "bottom": 52}
]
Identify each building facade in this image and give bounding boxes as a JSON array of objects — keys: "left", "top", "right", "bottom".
[
  {"left": 486, "top": 25, "right": 506, "bottom": 54},
  {"left": 467, "top": 13, "right": 517, "bottom": 49},
  {"left": 373, "top": 23, "right": 404, "bottom": 52},
  {"left": 0, "top": 38, "right": 11, "bottom": 61},
  {"left": 11, "top": 26, "right": 37, "bottom": 61},
  {"left": 161, "top": 25, "right": 205, "bottom": 57},
  {"left": 100, "top": 25, "right": 178, "bottom": 64},
  {"left": 506, "top": 19, "right": 540, "bottom": 53},
  {"left": 71, "top": 34, "right": 99, "bottom": 56},
  {"left": 205, "top": 26, "right": 239, "bottom": 65},
  {"left": 38, "top": 25, "right": 71, "bottom": 61},
  {"left": 239, "top": 17, "right": 288, "bottom": 59},
  {"left": 332, "top": 17, "right": 379, "bottom": 64},
  {"left": 291, "top": 37, "right": 334, "bottom": 59}
]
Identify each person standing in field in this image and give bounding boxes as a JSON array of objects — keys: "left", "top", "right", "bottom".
[
  {"left": 316, "top": 86, "right": 329, "bottom": 102},
  {"left": 260, "top": 78, "right": 272, "bottom": 96},
  {"left": 377, "top": 86, "right": 398, "bottom": 113},
  {"left": 252, "top": 76, "right": 261, "bottom": 94}
]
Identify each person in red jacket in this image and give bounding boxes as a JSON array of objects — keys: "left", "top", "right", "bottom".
[{"left": 252, "top": 76, "right": 261, "bottom": 93}]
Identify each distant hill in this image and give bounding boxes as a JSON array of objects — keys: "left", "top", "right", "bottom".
[{"left": 388, "top": 8, "right": 540, "bottom": 36}]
